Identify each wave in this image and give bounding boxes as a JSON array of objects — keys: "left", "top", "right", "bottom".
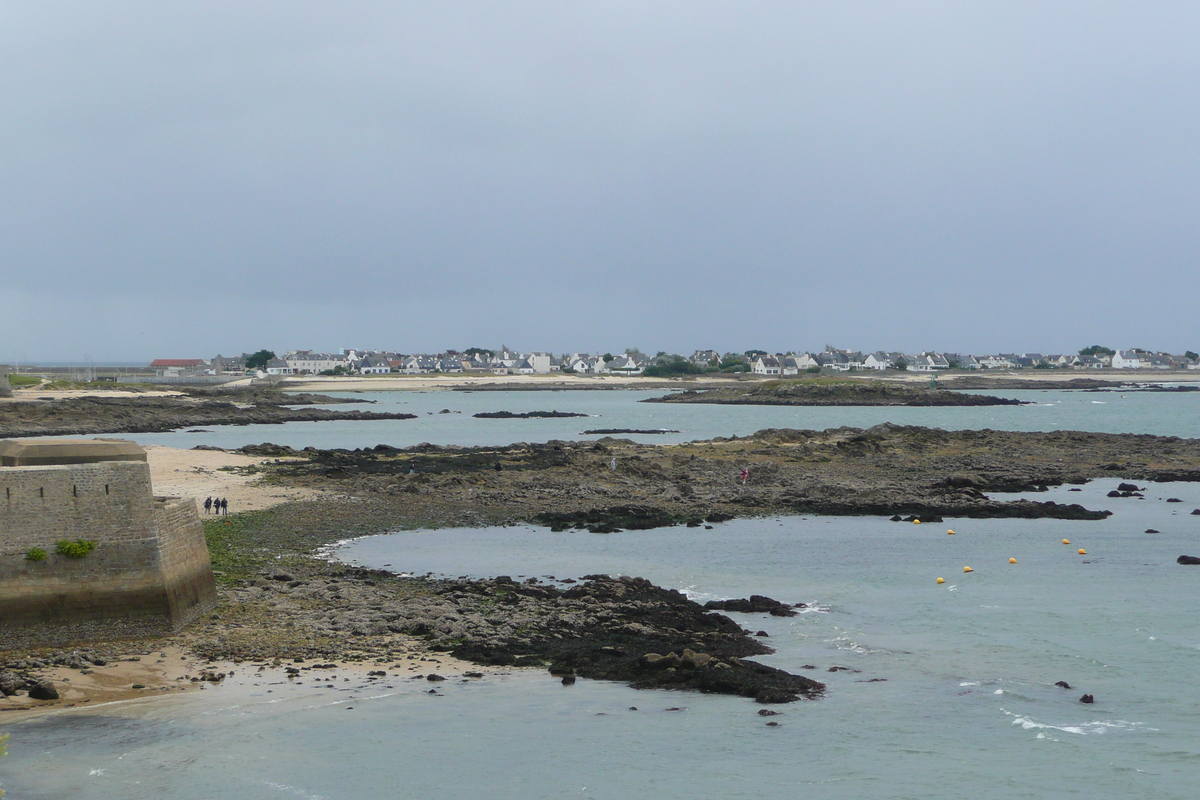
[{"left": 1002, "top": 709, "right": 1155, "bottom": 736}]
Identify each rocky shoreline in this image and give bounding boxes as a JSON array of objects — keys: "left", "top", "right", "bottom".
[
  {"left": 645, "top": 380, "right": 1026, "bottom": 407},
  {"left": 8, "top": 421, "right": 1200, "bottom": 707},
  {"left": 229, "top": 423, "right": 1200, "bottom": 524},
  {"left": 0, "top": 394, "right": 416, "bottom": 437}
]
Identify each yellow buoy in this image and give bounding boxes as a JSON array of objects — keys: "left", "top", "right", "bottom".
[
  {"left": 1009, "top": 558, "right": 1017, "bottom": 564},
  {"left": 1078, "top": 548, "right": 1087, "bottom": 555},
  {"left": 1062, "top": 539, "right": 1070, "bottom": 545},
  {"left": 947, "top": 529, "right": 955, "bottom": 535},
  {"left": 913, "top": 519, "right": 922, "bottom": 524},
  {"left": 963, "top": 566, "right": 973, "bottom": 573},
  {"left": 936, "top": 577, "right": 945, "bottom": 584}
]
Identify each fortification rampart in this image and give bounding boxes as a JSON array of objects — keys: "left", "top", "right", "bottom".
[{"left": 0, "top": 439, "right": 216, "bottom": 649}]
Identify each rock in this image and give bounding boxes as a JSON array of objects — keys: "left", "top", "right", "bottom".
[
  {"left": 757, "top": 709, "right": 782, "bottom": 716},
  {"left": 561, "top": 675, "right": 576, "bottom": 685},
  {"left": 1079, "top": 694, "right": 1095, "bottom": 704},
  {"left": 1167, "top": 498, "right": 1182, "bottom": 503},
  {"left": 1177, "top": 555, "right": 1200, "bottom": 565},
  {"left": 678, "top": 650, "right": 713, "bottom": 670},
  {"left": 463, "top": 672, "right": 484, "bottom": 678},
  {"left": 426, "top": 674, "right": 445, "bottom": 681},
  {"left": 1145, "top": 529, "right": 1160, "bottom": 534},
  {"left": 765, "top": 721, "right": 781, "bottom": 727},
  {"left": 755, "top": 631, "right": 769, "bottom": 637},
  {"left": 755, "top": 689, "right": 798, "bottom": 704},
  {"left": 1191, "top": 509, "right": 1200, "bottom": 515},
  {"left": 640, "top": 652, "right": 682, "bottom": 670},
  {"left": 1055, "top": 681, "right": 1071, "bottom": 689},
  {"left": 28, "top": 680, "right": 59, "bottom": 700},
  {"left": 1106, "top": 490, "right": 1121, "bottom": 498},
  {"left": 1117, "top": 482, "right": 1141, "bottom": 492}
]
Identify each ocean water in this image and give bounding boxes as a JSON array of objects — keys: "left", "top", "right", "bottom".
[
  {"left": 112, "top": 387, "right": 1200, "bottom": 450},
  {"left": 4, "top": 478, "right": 1200, "bottom": 799}
]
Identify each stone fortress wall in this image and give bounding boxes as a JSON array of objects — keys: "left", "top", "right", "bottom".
[{"left": 0, "top": 439, "right": 217, "bottom": 648}]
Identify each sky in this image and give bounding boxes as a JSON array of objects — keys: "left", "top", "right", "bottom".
[{"left": 2, "top": 1, "right": 1198, "bottom": 363}]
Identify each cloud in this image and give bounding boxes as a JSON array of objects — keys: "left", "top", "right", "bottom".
[{"left": 2, "top": 1, "right": 1198, "bottom": 358}]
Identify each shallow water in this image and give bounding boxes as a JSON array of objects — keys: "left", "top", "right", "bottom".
[
  {"left": 5, "top": 479, "right": 1200, "bottom": 799},
  {"left": 110, "top": 387, "right": 1200, "bottom": 450}
]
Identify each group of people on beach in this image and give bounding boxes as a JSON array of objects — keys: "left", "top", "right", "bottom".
[{"left": 203, "top": 496, "right": 228, "bottom": 515}]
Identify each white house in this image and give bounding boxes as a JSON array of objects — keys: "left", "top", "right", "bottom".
[
  {"left": 1111, "top": 350, "right": 1143, "bottom": 369},
  {"left": 752, "top": 356, "right": 782, "bottom": 375},
  {"left": 863, "top": 352, "right": 893, "bottom": 370}
]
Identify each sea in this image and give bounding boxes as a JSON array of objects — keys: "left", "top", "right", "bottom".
[{"left": 3, "top": 388, "right": 1200, "bottom": 799}]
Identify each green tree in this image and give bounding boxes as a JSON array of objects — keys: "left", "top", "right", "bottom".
[
  {"left": 245, "top": 349, "right": 276, "bottom": 370},
  {"left": 464, "top": 347, "right": 494, "bottom": 359},
  {"left": 602, "top": 353, "right": 614, "bottom": 363},
  {"left": 642, "top": 356, "right": 704, "bottom": 377},
  {"left": 744, "top": 349, "right": 768, "bottom": 359},
  {"left": 1078, "top": 345, "right": 1115, "bottom": 357},
  {"left": 1185, "top": 351, "right": 1198, "bottom": 361}
]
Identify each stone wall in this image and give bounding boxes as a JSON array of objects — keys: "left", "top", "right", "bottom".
[{"left": 0, "top": 457, "right": 216, "bottom": 649}]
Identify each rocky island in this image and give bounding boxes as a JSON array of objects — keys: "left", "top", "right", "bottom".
[
  {"left": 644, "top": 379, "right": 1026, "bottom": 407},
  {"left": 0, "top": 392, "right": 416, "bottom": 437}
]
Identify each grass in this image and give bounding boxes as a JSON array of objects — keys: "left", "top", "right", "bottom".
[{"left": 7, "top": 375, "right": 40, "bottom": 387}]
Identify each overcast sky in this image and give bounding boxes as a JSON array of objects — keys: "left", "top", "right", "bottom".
[{"left": 2, "top": 1, "right": 1198, "bottom": 362}]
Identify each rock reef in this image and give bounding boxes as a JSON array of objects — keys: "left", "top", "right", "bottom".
[{"left": 644, "top": 380, "right": 1025, "bottom": 407}]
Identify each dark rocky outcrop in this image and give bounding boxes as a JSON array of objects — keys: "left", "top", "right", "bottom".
[
  {"left": 27, "top": 680, "right": 59, "bottom": 700},
  {"left": 1177, "top": 555, "right": 1200, "bottom": 565},
  {"left": 644, "top": 380, "right": 1026, "bottom": 407},
  {"left": 0, "top": 396, "right": 416, "bottom": 437},
  {"left": 582, "top": 429, "right": 680, "bottom": 435},
  {"left": 703, "top": 596, "right": 801, "bottom": 617},
  {"left": 534, "top": 506, "right": 702, "bottom": 533},
  {"left": 473, "top": 411, "right": 588, "bottom": 419},
  {"left": 422, "top": 576, "right": 823, "bottom": 703}
]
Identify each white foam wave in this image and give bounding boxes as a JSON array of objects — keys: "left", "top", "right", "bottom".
[{"left": 1003, "top": 709, "right": 1155, "bottom": 736}]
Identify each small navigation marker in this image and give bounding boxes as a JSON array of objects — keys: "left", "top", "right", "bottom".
[
  {"left": 1062, "top": 539, "right": 1071, "bottom": 545},
  {"left": 1009, "top": 558, "right": 1017, "bottom": 564},
  {"left": 936, "top": 577, "right": 945, "bottom": 584},
  {"left": 1078, "top": 549, "right": 1087, "bottom": 555},
  {"left": 947, "top": 529, "right": 955, "bottom": 535},
  {"left": 963, "top": 566, "right": 973, "bottom": 573}
]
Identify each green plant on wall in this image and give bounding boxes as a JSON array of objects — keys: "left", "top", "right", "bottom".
[
  {"left": 25, "top": 547, "right": 47, "bottom": 561},
  {"left": 55, "top": 540, "right": 97, "bottom": 558}
]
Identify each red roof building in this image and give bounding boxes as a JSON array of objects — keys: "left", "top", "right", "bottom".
[{"left": 148, "top": 359, "right": 205, "bottom": 368}]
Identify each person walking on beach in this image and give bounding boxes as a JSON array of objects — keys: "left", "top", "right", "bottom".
[
  {"left": 220, "top": 497, "right": 228, "bottom": 515},
  {"left": 204, "top": 496, "right": 213, "bottom": 514},
  {"left": 740, "top": 468, "right": 749, "bottom": 484}
]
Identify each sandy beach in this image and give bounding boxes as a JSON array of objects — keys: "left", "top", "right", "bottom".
[{"left": 144, "top": 444, "right": 328, "bottom": 513}]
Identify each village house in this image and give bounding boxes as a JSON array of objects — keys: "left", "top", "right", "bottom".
[
  {"left": 357, "top": 354, "right": 392, "bottom": 374},
  {"left": 284, "top": 351, "right": 348, "bottom": 374},
  {"left": 752, "top": 355, "right": 782, "bottom": 375},
  {"left": 264, "top": 357, "right": 294, "bottom": 375}
]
